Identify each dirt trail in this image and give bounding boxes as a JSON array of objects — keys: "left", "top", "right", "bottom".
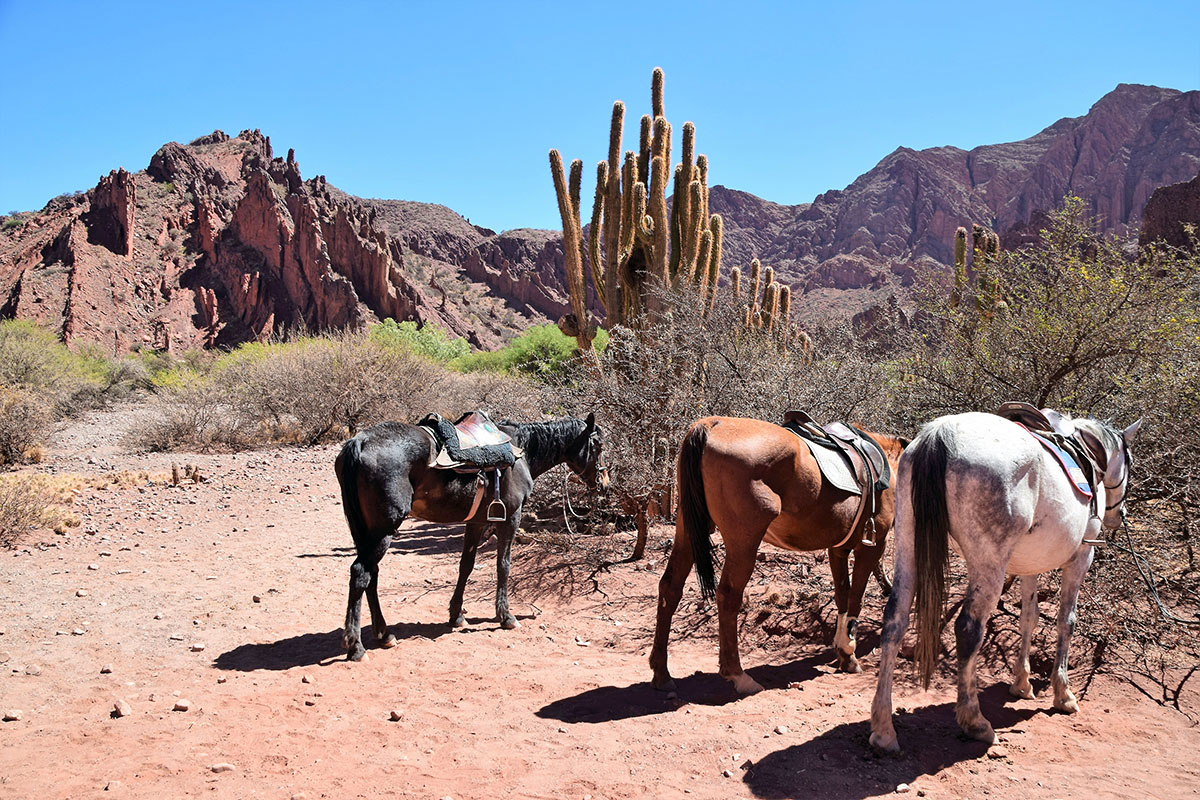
[{"left": 0, "top": 411, "right": 1197, "bottom": 799}]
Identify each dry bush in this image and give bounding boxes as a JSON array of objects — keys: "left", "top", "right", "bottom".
[
  {"left": 128, "top": 381, "right": 257, "bottom": 452},
  {"left": 0, "top": 473, "right": 82, "bottom": 546},
  {"left": 548, "top": 286, "right": 896, "bottom": 553},
  {"left": 0, "top": 387, "right": 53, "bottom": 466}
]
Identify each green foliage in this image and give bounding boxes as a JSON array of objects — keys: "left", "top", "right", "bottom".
[
  {"left": 369, "top": 318, "right": 471, "bottom": 363},
  {"left": 2, "top": 217, "right": 25, "bottom": 231},
  {"left": 900, "top": 197, "right": 1200, "bottom": 420},
  {"left": 454, "top": 324, "right": 609, "bottom": 377}
]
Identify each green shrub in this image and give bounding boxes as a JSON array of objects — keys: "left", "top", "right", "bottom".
[
  {"left": 455, "top": 323, "right": 609, "bottom": 378},
  {"left": 369, "top": 318, "right": 470, "bottom": 362}
]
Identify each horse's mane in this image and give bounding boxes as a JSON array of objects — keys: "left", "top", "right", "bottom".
[{"left": 498, "top": 417, "right": 588, "bottom": 455}]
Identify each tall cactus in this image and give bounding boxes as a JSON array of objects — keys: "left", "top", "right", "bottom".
[{"left": 549, "top": 68, "right": 726, "bottom": 349}]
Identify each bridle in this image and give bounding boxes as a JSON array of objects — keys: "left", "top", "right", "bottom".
[{"left": 1103, "top": 431, "right": 1132, "bottom": 514}]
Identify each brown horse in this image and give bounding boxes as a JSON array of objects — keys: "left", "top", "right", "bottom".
[{"left": 650, "top": 416, "right": 908, "bottom": 695}]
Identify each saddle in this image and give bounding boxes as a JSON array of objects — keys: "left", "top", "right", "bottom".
[
  {"left": 781, "top": 410, "right": 892, "bottom": 548},
  {"left": 994, "top": 402, "right": 1102, "bottom": 537},
  {"left": 417, "top": 411, "right": 524, "bottom": 522}
]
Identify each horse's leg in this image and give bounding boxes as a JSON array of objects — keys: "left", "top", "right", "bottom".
[
  {"left": 494, "top": 510, "right": 522, "bottom": 630},
  {"left": 1010, "top": 574, "right": 1039, "bottom": 699},
  {"left": 717, "top": 543, "right": 763, "bottom": 695},
  {"left": 840, "top": 542, "right": 885, "bottom": 674},
  {"left": 828, "top": 547, "right": 856, "bottom": 673},
  {"left": 649, "top": 518, "right": 696, "bottom": 692},
  {"left": 344, "top": 553, "right": 372, "bottom": 662},
  {"left": 365, "top": 534, "right": 396, "bottom": 648},
  {"left": 953, "top": 568, "right": 1005, "bottom": 743},
  {"left": 448, "top": 523, "right": 485, "bottom": 628},
  {"left": 870, "top": 507, "right": 915, "bottom": 754},
  {"left": 1052, "top": 546, "right": 1094, "bottom": 713}
]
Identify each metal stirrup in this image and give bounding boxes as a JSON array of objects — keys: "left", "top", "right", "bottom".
[{"left": 486, "top": 469, "right": 507, "bottom": 522}]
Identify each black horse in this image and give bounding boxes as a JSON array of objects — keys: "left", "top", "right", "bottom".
[{"left": 335, "top": 413, "right": 608, "bottom": 661}]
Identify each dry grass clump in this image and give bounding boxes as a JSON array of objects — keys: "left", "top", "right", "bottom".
[
  {"left": 0, "top": 387, "right": 52, "bottom": 466},
  {"left": 129, "top": 330, "right": 549, "bottom": 452}
]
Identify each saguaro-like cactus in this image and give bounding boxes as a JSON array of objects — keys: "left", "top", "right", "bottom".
[{"left": 549, "top": 68, "right": 726, "bottom": 349}]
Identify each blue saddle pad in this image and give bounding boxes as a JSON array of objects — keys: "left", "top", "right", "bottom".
[{"left": 1027, "top": 429, "right": 1093, "bottom": 498}]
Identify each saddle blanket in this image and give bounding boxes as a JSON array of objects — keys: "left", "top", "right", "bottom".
[
  {"left": 1022, "top": 426, "right": 1093, "bottom": 498},
  {"left": 793, "top": 435, "right": 862, "bottom": 495}
]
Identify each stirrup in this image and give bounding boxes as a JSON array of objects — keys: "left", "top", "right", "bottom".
[
  {"left": 861, "top": 519, "right": 878, "bottom": 547},
  {"left": 486, "top": 469, "right": 507, "bottom": 521}
]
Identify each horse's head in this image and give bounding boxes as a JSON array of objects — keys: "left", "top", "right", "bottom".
[
  {"left": 568, "top": 412, "right": 609, "bottom": 494},
  {"left": 1076, "top": 417, "right": 1143, "bottom": 529}
]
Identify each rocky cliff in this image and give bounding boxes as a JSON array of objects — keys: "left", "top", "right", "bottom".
[
  {"left": 1140, "top": 169, "right": 1200, "bottom": 249},
  {"left": 0, "top": 131, "right": 569, "bottom": 351}
]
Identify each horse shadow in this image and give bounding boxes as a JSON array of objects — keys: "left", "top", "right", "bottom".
[
  {"left": 535, "top": 653, "right": 829, "bottom": 724},
  {"left": 212, "top": 617, "right": 480, "bottom": 671},
  {"left": 742, "top": 683, "right": 1043, "bottom": 800}
]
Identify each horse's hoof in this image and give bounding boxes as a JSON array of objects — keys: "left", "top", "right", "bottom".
[
  {"left": 1053, "top": 694, "right": 1080, "bottom": 714},
  {"left": 730, "top": 673, "right": 764, "bottom": 695},
  {"left": 450, "top": 615, "right": 467, "bottom": 629},
  {"left": 651, "top": 675, "right": 677, "bottom": 694},
  {"left": 963, "top": 722, "right": 996, "bottom": 744},
  {"left": 500, "top": 617, "right": 521, "bottom": 630},
  {"left": 347, "top": 648, "right": 367, "bottom": 663},
  {"left": 837, "top": 656, "right": 863, "bottom": 674},
  {"left": 869, "top": 731, "right": 901, "bottom": 755},
  {"left": 379, "top": 634, "right": 398, "bottom": 649},
  {"left": 1009, "top": 680, "right": 1035, "bottom": 700}
]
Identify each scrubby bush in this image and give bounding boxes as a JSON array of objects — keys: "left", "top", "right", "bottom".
[
  {"left": 369, "top": 318, "right": 470, "bottom": 362},
  {"left": 0, "top": 388, "right": 52, "bottom": 466},
  {"left": 455, "top": 323, "right": 609, "bottom": 378},
  {"left": 0, "top": 474, "right": 51, "bottom": 547}
]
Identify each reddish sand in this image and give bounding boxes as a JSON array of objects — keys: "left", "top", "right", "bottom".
[{"left": 1, "top": 410, "right": 1197, "bottom": 799}]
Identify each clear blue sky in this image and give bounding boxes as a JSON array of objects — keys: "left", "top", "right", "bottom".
[{"left": 1, "top": 0, "right": 1197, "bottom": 232}]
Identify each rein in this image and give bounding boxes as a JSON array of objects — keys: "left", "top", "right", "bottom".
[{"left": 1103, "top": 431, "right": 1132, "bottom": 512}]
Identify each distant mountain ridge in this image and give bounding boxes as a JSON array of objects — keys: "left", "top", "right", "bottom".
[{"left": 1, "top": 83, "right": 1196, "bottom": 350}]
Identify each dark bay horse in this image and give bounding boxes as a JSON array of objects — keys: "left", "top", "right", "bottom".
[
  {"left": 651, "top": 416, "right": 908, "bottom": 695},
  {"left": 335, "top": 413, "right": 608, "bottom": 661}
]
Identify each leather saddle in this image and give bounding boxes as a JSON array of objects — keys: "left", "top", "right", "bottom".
[
  {"left": 781, "top": 410, "right": 892, "bottom": 547},
  {"left": 994, "top": 401, "right": 1101, "bottom": 523},
  {"left": 417, "top": 411, "right": 522, "bottom": 471},
  {"left": 416, "top": 410, "right": 524, "bottom": 522}
]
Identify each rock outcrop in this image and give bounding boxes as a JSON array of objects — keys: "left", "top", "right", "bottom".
[{"left": 1140, "top": 169, "right": 1200, "bottom": 249}]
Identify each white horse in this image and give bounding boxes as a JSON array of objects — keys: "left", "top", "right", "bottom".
[{"left": 870, "top": 410, "right": 1141, "bottom": 753}]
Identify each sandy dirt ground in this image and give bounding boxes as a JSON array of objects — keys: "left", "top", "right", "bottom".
[{"left": 1, "top": 409, "right": 1197, "bottom": 799}]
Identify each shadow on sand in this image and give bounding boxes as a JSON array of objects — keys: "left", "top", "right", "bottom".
[
  {"left": 536, "top": 653, "right": 830, "bottom": 724},
  {"left": 742, "top": 683, "right": 1045, "bottom": 800},
  {"left": 212, "top": 616, "right": 503, "bottom": 671}
]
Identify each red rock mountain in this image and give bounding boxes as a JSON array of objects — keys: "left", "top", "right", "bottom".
[
  {"left": 0, "top": 131, "right": 570, "bottom": 352},
  {"left": 1, "top": 84, "right": 1196, "bottom": 350}
]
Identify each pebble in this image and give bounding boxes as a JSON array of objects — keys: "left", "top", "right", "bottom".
[
  {"left": 190, "top": 643, "right": 206, "bottom": 652},
  {"left": 210, "top": 763, "right": 235, "bottom": 773},
  {"left": 987, "top": 747, "right": 1009, "bottom": 759},
  {"left": 301, "top": 674, "right": 313, "bottom": 684},
  {"left": 112, "top": 699, "right": 132, "bottom": 717},
  {"left": 722, "top": 769, "right": 734, "bottom": 778},
  {"left": 3, "top": 709, "right": 22, "bottom": 721},
  {"left": 87, "top": 564, "right": 99, "bottom": 570},
  {"left": 896, "top": 784, "right": 911, "bottom": 794},
  {"left": 73, "top": 628, "right": 86, "bottom": 636},
  {"left": 173, "top": 699, "right": 191, "bottom": 712},
  {"left": 216, "top": 676, "right": 227, "bottom": 684},
  {"left": 24, "top": 665, "right": 41, "bottom": 676},
  {"left": 389, "top": 709, "right": 403, "bottom": 721},
  {"left": 252, "top": 595, "right": 262, "bottom": 603},
  {"left": 153, "top": 613, "right": 164, "bottom": 620},
  {"left": 774, "top": 725, "right": 788, "bottom": 735},
  {"left": 100, "top": 664, "right": 113, "bottom": 674},
  {"left": 169, "top": 634, "right": 184, "bottom": 641},
  {"left": 76, "top": 589, "right": 89, "bottom": 597}
]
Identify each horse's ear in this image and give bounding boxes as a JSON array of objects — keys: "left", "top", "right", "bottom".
[
  {"left": 1077, "top": 427, "right": 1111, "bottom": 471},
  {"left": 1123, "top": 418, "right": 1143, "bottom": 444},
  {"left": 584, "top": 412, "right": 595, "bottom": 434}
]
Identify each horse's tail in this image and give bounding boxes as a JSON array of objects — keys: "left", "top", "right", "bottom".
[
  {"left": 910, "top": 428, "right": 951, "bottom": 689},
  {"left": 336, "top": 434, "right": 370, "bottom": 551},
  {"left": 677, "top": 422, "right": 716, "bottom": 599}
]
